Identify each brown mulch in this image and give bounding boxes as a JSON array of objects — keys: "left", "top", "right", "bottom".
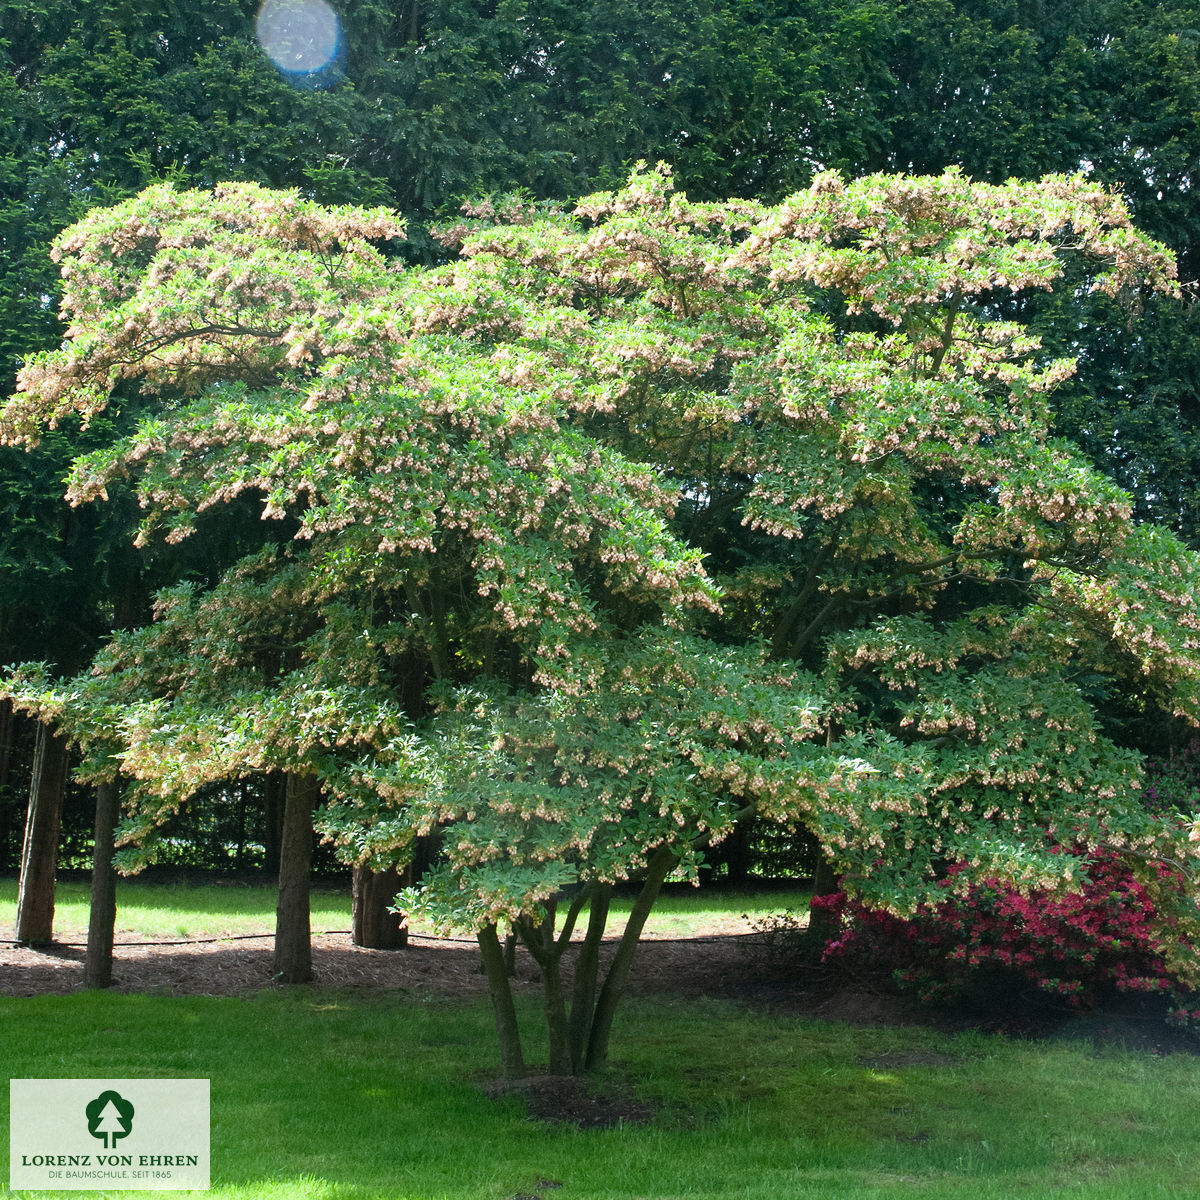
[{"left": 0, "top": 926, "right": 760, "bottom": 1002}]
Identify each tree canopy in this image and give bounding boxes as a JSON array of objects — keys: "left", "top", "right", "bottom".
[
  {"left": 4, "top": 0, "right": 1200, "bottom": 693},
  {"left": 4, "top": 166, "right": 1200, "bottom": 1070}
]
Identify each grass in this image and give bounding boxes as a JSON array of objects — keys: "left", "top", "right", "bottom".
[
  {"left": 3, "top": 880, "right": 1200, "bottom": 1198},
  {"left": 0, "top": 876, "right": 810, "bottom": 942},
  {"left": 0, "top": 877, "right": 355, "bottom": 942},
  {"left": 2, "top": 989, "right": 1200, "bottom": 1199}
]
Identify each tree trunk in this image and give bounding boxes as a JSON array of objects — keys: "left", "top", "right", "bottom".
[
  {"left": 351, "top": 864, "right": 409, "bottom": 949},
  {"left": 85, "top": 779, "right": 121, "bottom": 989},
  {"left": 585, "top": 845, "right": 676, "bottom": 1072},
  {"left": 541, "top": 955, "right": 572, "bottom": 1076},
  {"left": 568, "top": 883, "right": 610, "bottom": 1073},
  {"left": 15, "top": 724, "right": 69, "bottom": 946},
  {"left": 0, "top": 698, "right": 15, "bottom": 870},
  {"left": 273, "top": 772, "right": 317, "bottom": 984},
  {"left": 514, "top": 910, "right": 573, "bottom": 1077},
  {"left": 478, "top": 924, "right": 525, "bottom": 1078}
]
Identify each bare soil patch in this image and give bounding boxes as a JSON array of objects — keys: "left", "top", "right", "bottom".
[{"left": 482, "top": 1074, "right": 656, "bottom": 1130}]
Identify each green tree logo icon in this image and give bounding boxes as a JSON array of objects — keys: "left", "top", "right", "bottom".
[{"left": 85, "top": 1090, "right": 135, "bottom": 1149}]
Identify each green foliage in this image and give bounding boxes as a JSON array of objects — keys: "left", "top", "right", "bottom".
[
  {"left": 5, "top": 0, "right": 1200, "bottom": 686},
  {"left": 5, "top": 166, "right": 1200, "bottom": 1069},
  {"left": 388, "top": 631, "right": 833, "bottom": 929},
  {"left": 4, "top": 166, "right": 1196, "bottom": 896}
]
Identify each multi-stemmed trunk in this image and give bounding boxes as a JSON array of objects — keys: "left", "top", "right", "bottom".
[
  {"left": 581, "top": 846, "right": 675, "bottom": 1073},
  {"left": 476, "top": 845, "right": 677, "bottom": 1078}
]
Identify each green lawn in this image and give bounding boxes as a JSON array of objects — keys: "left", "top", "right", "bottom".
[
  {"left": 2, "top": 989, "right": 1200, "bottom": 1199},
  {"left": 3, "top": 882, "right": 1199, "bottom": 1198},
  {"left": 0, "top": 877, "right": 809, "bottom": 942},
  {"left": 0, "top": 877, "right": 356, "bottom": 941}
]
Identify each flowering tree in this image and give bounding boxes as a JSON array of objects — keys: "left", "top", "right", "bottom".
[{"left": 4, "top": 166, "right": 1200, "bottom": 1074}]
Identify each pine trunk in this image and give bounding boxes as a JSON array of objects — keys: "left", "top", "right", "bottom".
[
  {"left": 15, "top": 724, "right": 69, "bottom": 946},
  {"left": 351, "top": 864, "right": 409, "bottom": 949},
  {"left": 273, "top": 772, "right": 316, "bottom": 984},
  {"left": 0, "top": 697, "right": 12, "bottom": 795},
  {"left": 85, "top": 779, "right": 121, "bottom": 989}
]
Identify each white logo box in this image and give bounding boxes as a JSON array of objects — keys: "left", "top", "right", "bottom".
[{"left": 10, "top": 1079, "right": 209, "bottom": 1191}]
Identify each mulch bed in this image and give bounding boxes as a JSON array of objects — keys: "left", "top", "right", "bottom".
[{"left": 0, "top": 927, "right": 759, "bottom": 1001}]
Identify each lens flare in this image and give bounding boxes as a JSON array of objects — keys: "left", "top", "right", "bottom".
[{"left": 256, "top": 0, "right": 343, "bottom": 86}]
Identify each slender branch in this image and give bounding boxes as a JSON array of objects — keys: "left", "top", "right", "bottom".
[
  {"left": 788, "top": 594, "right": 842, "bottom": 658},
  {"left": 771, "top": 534, "right": 839, "bottom": 659},
  {"left": 112, "top": 321, "right": 292, "bottom": 368},
  {"left": 513, "top": 913, "right": 551, "bottom": 966},
  {"left": 555, "top": 882, "right": 594, "bottom": 951},
  {"left": 926, "top": 286, "right": 964, "bottom": 377},
  {"left": 1095, "top": 842, "right": 1196, "bottom": 884},
  {"left": 585, "top": 844, "right": 676, "bottom": 1071},
  {"left": 691, "top": 802, "right": 758, "bottom": 851}
]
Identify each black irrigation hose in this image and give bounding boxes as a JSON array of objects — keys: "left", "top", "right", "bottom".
[
  {"left": 1, "top": 930, "right": 769, "bottom": 950},
  {"left": 0, "top": 931, "right": 351, "bottom": 949}
]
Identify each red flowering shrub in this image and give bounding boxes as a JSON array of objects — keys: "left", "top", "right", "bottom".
[
  {"left": 819, "top": 848, "right": 1197, "bottom": 1018},
  {"left": 816, "top": 751, "right": 1200, "bottom": 1026}
]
